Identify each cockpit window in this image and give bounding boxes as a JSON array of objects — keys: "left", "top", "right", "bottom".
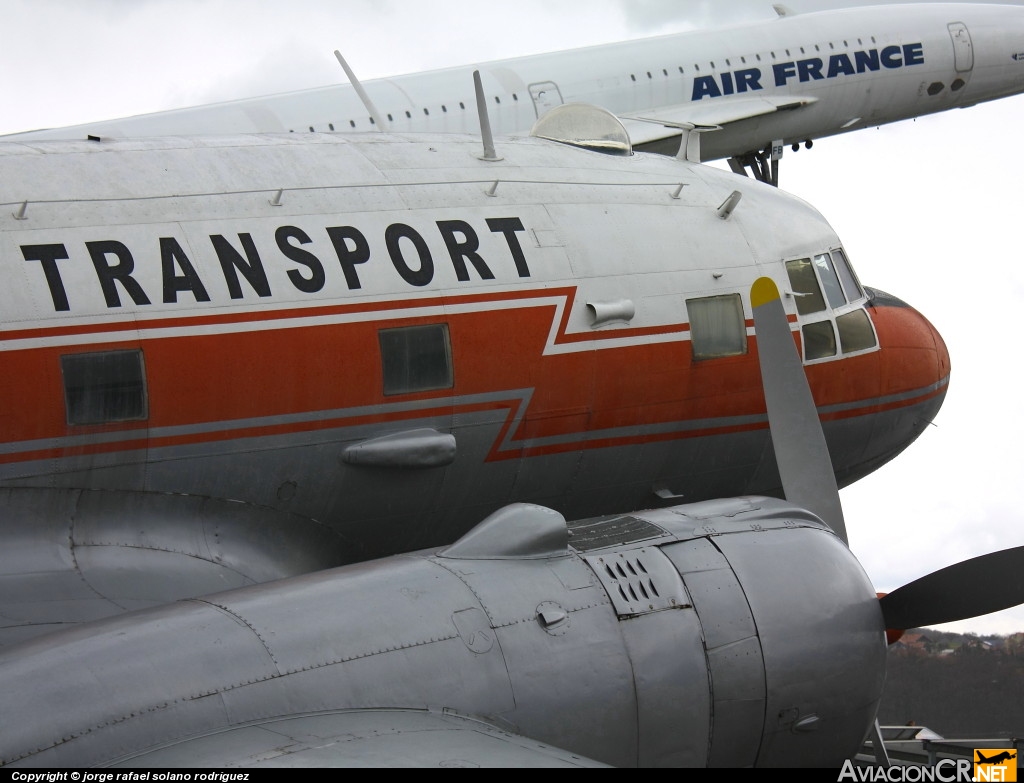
[
  {"left": 837, "top": 310, "right": 876, "bottom": 353},
  {"left": 784, "top": 258, "right": 826, "bottom": 315},
  {"left": 802, "top": 321, "right": 837, "bottom": 360},
  {"left": 785, "top": 247, "right": 876, "bottom": 363},
  {"left": 814, "top": 253, "right": 846, "bottom": 310},
  {"left": 831, "top": 248, "right": 864, "bottom": 302}
]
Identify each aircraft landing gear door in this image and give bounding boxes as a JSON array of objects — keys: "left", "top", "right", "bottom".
[{"left": 529, "top": 81, "right": 564, "bottom": 119}]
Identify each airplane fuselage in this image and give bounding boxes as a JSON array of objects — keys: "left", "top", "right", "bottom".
[
  {"left": 0, "top": 129, "right": 948, "bottom": 643},
  {"left": 8, "top": 3, "right": 1024, "bottom": 166}
]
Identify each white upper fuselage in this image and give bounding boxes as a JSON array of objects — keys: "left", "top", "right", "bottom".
[{"left": 8, "top": 4, "right": 1024, "bottom": 161}]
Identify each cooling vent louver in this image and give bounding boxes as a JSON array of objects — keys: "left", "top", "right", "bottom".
[{"left": 584, "top": 548, "right": 691, "bottom": 618}]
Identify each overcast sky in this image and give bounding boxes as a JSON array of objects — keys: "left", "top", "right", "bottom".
[{"left": 3, "top": 0, "right": 1024, "bottom": 638}]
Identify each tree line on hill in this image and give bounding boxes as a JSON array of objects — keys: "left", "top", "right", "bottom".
[{"left": 878, "top": 629, "right": 1024, "bottom": 739}]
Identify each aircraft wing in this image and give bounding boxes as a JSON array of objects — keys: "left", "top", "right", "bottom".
[
  {"left": 104, "top": 709, "right": 609, "bottom": 768},
  {"left": 620, "top": 95, "right": 818, "bottom": 152},
  {"left": 0, "top": 487, "right": 354, "bottom": 651}
]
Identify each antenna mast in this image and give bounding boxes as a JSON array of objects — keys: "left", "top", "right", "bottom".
[
  {"left": 474, "top": 70, "right": 502, "bottom": 161},
  {"left": 334, "top": 50, "right": 387, "bottom": 130}
]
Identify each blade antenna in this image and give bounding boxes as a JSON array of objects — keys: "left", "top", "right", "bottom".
[
  {"left": 750, "top": 277, "right": 848, "bottom": 543},
  {"left": 474, "top": 70, "right": 502, "bottom": 162},
  {"left": 334, "top": 49, "right": 387, "bottom": 131}
]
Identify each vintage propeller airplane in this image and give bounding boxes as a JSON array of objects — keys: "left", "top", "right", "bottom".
[
  {"left": 7, "top": 3, "right": 1024, "bottom": 185},
  {"left": 0, "top": 4, "right": 1020, "bottom": 768},
  {"left": 0, "top": 269, "right": 1018, "bottom": 767},
  {"left": 0, "top": 97, "right": 951, "bottom": 652},
  {"left": 2, "top": 35, "right": 1017, "bottom": 760}
]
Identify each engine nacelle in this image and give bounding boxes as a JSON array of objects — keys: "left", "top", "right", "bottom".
[{"left": 0, "top": 497, "right": 885, "bottom": 767}]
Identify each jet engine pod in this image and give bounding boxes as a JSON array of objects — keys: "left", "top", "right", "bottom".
[{"left": 530, "top": 103, "right": 633, "bottom": 156}]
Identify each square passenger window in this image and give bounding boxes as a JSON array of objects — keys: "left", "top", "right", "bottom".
[
  {"left": 61, "top": 350, "right": 148, "bottom": 425},
  {"left": 687, "top": 294, "right": 747, "bottom": 361},
  {"left": 379, "top": 324, "right": 453, "bottom": 396}
]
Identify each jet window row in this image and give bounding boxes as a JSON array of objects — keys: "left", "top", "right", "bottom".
[
  {"left": 295, "top": 28, "right": 884, "bottom": 133},
  {"left": 627, "top": 35, "right": 880, "bottom": 79},
  {"left": 59, "top": 325, "right": 455, "bottom": 426},
  {"left": 294, "top": 94, "right": 521, "bottom": 134}
]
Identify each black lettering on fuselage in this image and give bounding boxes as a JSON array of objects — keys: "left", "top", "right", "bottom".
[
  {"left": 211, "top": 233, "right": 272, "bottom": 300},
  {"left": 22, "top": 243, "right": 72, "bottom": 312},
  {"left": 326, "top": 226, "right": 370, "bottom": 290},
  {"left": 487, "top": 217, "right": 531, "bottom": 278},
  {"left": 385, "top": 224, "right": 434, "bottom": 287},
  {"left": 20, "top": 216, "right": 536, "bottom": 312},
  {"left": 276, "top": 226, "right": 326, "bottom": 294},
  {"left": 160, "top": 237, "right": 211, "bottom": 304},
  {"left": 437, "top": 220, "right": 496, "bottom": 282},
  {"left": 86, "top": 240, "right": 152, "bottom": 308}
]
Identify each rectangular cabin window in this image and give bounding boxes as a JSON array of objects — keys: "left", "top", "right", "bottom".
[
  {"left": 379, "top": 324, "right": 453, "bottom": 396},
  {"left": 785, "top": 258, "right": 826, "bottom": 315},
  {"left": 61, "top": 350, "right": 148, "bottom": 426},
  {"left": 687, "top": 294, "right": 747, "bottom": 361}
]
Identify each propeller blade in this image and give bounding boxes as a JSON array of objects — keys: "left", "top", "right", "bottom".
[
  {"left": 750, "top": 277, "right": 848, "bottom": 544},
  {"left": 879, "top": 546, "right": 1024, "bottom": 630}
]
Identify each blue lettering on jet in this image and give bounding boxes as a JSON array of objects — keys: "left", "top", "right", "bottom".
[{"left": 691, "top": 42, "right": 925, "bottom": 101}]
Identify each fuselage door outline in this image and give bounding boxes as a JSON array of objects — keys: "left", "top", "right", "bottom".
[
  {"left": 948, "top": 22, "right": 975, "bottom": 73},
  {"left": 528, "top": 81, "right": 565, "bottom": 119}
]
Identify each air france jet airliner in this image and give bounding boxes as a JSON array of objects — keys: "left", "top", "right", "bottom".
[{"left": 8, "top": 3, "right": 1024, "bottom": 183}]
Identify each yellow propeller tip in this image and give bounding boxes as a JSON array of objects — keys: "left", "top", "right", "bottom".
[{"left": 751, "top": 277, "right": 781, "bottom": 309}]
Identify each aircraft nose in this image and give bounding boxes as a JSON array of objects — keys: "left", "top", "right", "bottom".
[
  {"left": 865, "top": 287, "right": 950, "bottom": 382},
  {"left": 817, "top": 288, "right": 950, "bottom": 488}
]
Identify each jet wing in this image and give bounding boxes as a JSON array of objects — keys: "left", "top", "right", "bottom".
[
  {"left": 620, "top": 95, "right": 818, "bottom": 151},
  {"left": 105, "top": 709, "right": 609, "bottom": 768}
]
